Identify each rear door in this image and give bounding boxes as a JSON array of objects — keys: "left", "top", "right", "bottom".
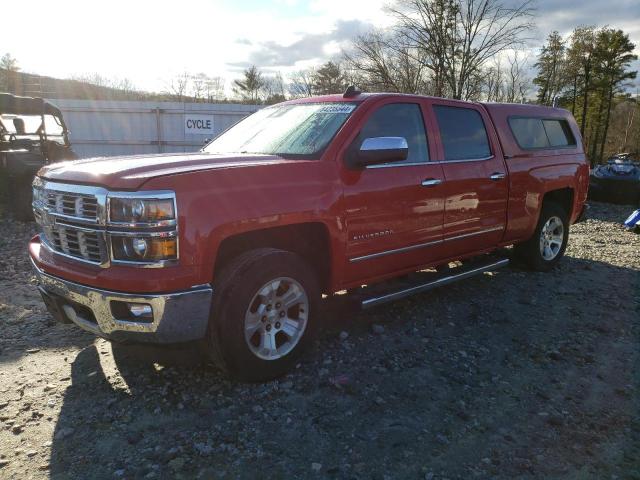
[
  {"left": 429, "top": 101, "right": 508, "bottom": 256},
  {"left": 340, "top": 99, "right": 446, "bottom": 285}
]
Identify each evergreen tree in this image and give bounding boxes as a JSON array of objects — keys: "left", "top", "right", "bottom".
[
  {"left": 311, "top": 62, "right": 345, "bottom": 95},
  {"left": 533, "top": 31, "right": 566, "bottom": 105},
  {"left": 233, "top": 65, "right": 265, "bottom": 103},
  {"left": 593, "top": 28, "right": 637, "bottom": 160}
]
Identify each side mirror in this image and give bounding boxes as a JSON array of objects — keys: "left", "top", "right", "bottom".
[{"left": 347, "top": 137, "right": 408, "bottom": 169}]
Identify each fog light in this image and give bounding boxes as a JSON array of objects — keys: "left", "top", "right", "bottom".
[
  {"left": 132, "top": 238, "right": 148, "bottom": 258},
  {"left": 127, "top": 303, "right": 153, "bottom": 318},
  {"left": 112, "top": 236, "right": 177, "bottom": 262}
]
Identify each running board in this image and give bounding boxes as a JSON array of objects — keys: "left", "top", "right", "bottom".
[{"left": 361, "top": 258, "right": 509, "bottom": 309}]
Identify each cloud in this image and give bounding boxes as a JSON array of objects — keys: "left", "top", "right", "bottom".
[
  {"left": 230, "top": 19, "right": 373, "bottom": 68},
  {"left": 511, "top": 0, "right": 640, "bottom": 42}
]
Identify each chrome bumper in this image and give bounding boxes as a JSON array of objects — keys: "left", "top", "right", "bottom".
[{"left": 31, "top": 260, "right": 213, "bottom": 343}]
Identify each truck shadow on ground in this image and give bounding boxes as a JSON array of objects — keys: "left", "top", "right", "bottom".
[{"left": 48, "top": 252, "right": 640, "bottom": 479}]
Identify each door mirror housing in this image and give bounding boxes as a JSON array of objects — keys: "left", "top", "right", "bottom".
[{"left": 347, "top": 137, "right": 409, "bottom": 169}]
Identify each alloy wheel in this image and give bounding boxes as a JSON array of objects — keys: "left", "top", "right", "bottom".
[
  {"left": 243, "top": 277, "right": 309, "bottom": 360},
  {"left": 539, "top": 216, "right": 564, "bottom": 261}
]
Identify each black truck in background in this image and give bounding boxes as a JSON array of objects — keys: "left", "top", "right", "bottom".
[{"left": 0, "top": 93, "right": 77, "bottom": 220}]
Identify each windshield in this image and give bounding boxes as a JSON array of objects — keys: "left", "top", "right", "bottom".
[
  {"left": 204, "top": 102, "right": 357, "bottom": 158},
  {"left": 0, "top": 114, "right": 64, "bottom": 136}
]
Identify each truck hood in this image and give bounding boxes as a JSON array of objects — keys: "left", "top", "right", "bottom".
[{"left": 38, "top": 152, "right": 293, "bottom": 190}]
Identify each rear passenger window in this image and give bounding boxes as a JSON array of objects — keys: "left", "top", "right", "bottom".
[
  {"left": 543, "top": 119, "right": 575, "bottom": 147},
  {"left": 359, "top": 103, "right": 429, "bottom": 164},
  {"left": 509, "top": 118, "right": 548, "bottom": 148},
  {"left": 434, "top": 106, "right": 491, "bottom": 161},
  {"left": 509, "top": 117, "right": 576, "bottom": 149}
]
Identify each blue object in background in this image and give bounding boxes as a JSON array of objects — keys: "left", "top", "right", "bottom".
[{"left": 624, "top": 209, "right": 640, "bottom": 231}]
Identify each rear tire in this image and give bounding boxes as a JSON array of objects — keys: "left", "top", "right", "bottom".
[
  {"left": 206, "top": 248, "right": 320, "bottom": 382},
  {"left": 514, "top": 201, "right": 569, "bottom": 272}
]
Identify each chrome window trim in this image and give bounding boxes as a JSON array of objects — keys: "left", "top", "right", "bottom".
[
  {"left": 366, "top": 161, "right": 428, "bottom": 169},
  {"left": 364, "top": 156, "right": 496, "bottom": 169},
  {"left": 349, "top": 225, "right": 504, "bottom": 263},
  {"left": 432, "top": 155, "right": 495, "bottom": 164}
]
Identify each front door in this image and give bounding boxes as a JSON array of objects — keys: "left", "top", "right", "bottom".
[
  {"left": 429, "top": 101, "right": 508, "bottom": 257},
  {"left": 340, "top": 100, "right": 446, "bottom": 286}
]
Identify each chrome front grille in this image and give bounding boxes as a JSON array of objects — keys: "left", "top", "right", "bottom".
[
  {"left": 43, "top": 224, "right": 107, "bottom": 263},
  {"left": 33, "top": 180, "right": 109, "bottom": 266},
  {"left": 45, "top": 191, "right": 98, "bottom": 221}
]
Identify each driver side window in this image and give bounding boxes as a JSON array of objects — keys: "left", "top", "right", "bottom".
[{"left": 359, "top": 103, "right": 429, "bottom": 164}]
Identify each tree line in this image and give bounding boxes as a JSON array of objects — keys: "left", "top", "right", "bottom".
[{"left": 534, "top": 27, "right": 637, "bottom": 163}]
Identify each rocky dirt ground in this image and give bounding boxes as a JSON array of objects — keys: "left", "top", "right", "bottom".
[{"left": 0, "top": 201, "right": 639, "bottom": 480}]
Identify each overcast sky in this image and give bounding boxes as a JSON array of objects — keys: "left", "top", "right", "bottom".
[{"left": 3, "top": 0, "right": 639, "bottom": 93}]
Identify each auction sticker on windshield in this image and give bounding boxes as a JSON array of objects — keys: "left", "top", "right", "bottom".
[{"left": 317, "top": 104, "right": 356, "bottom": 114}]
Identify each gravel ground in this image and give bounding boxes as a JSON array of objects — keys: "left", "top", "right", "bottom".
[{"left": 0, "top": 201, "right": 639, "bottom": 480}]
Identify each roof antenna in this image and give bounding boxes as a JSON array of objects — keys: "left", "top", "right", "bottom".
[{"left": 343, "top": 85, "right": 361, "bottom": 98}]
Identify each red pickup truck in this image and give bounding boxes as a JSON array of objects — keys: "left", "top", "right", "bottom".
[{"left": 29, "top": 91, "right": 589, "bottom": 381}]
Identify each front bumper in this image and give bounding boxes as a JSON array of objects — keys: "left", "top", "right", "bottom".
[{"left": 32, "top": 259, "right": 213, "bottom": 343}]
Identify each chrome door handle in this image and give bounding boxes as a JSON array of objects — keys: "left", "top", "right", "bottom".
[
  {"left": 421, "top": 178, "right": 442, "bottom": 187},
  {"left": 490, "top": 172, "right": 506, "bottom": 181}
]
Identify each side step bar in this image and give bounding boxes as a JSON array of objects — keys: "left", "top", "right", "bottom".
[{"left": 361, "top": 258, "right": 509, "bottom": 309}]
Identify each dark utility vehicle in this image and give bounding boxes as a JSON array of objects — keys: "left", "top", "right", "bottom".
[
  {"left": 589, "top": 153, "right": 640, "bottom": 205},
  {"left": 0, "top": 93, "right": 77, "bottom": 219}
]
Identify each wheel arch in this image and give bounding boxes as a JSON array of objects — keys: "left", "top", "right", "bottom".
[
  {"left": 212, "top": 222, "right": 333, "bottom": 294},
  {"left": 542, "top": 187, "right": 574, "bottom": 216}
]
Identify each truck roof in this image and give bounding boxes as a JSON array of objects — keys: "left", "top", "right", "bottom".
[{"left": 285, "top": 93, "right": 571, "bottom": 117}]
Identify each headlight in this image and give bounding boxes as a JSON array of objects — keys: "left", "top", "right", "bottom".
[
  {"left": 109, "top": 197, "right": 175, "bottom": 224},
  {"left": 107, "top": 191, "right": 178, "bottom": 264}
]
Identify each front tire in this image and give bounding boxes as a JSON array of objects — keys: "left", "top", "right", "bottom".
[
  {"left": 206, "top": 248, "right": 320, "bottom": 382},
  {"left": 514, "top": 201, "right": 569, "bottom": 271}
]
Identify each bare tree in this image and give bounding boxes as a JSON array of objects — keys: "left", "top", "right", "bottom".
[
  {"left": 205, "top": 76, "right": 226, "bottom": 102},
  {"left": 71, "top": 73, "right": 138, "bottom": 94},
  {"left": 288, "top": 69, "right": 315, "bottom": 98},
  {"left": 482, "top": 50, "right": 529, "bottom": 102},
  {"left": 165, "top": 72, "right": 191, "bottom": 101},
  {"left": 506, "top": 52, "right": 529, "bottom": 102},
  {"left": 191, "top": 73, "right": 208, "bottom": 101},
  {"left": 388, "top": 0, "right": 535, "bottom": 100},
  {"left": 484, "top": 58, "right": 505, "bottom": 101},
  {"left": 262, "top": 72, "right": 287, "bottom": 104},
  {"left": 343, "top": 29, "right": 429, "bottom": 94}
]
